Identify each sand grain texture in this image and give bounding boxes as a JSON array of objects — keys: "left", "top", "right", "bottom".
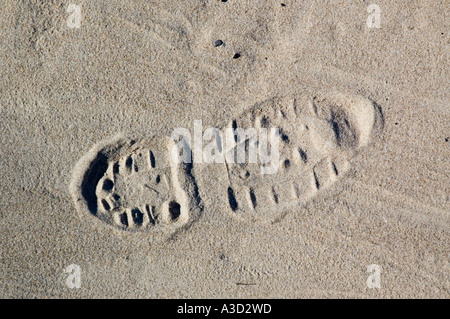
[{"left": 1, "top": 0, "right": 449, "bottom": 298}]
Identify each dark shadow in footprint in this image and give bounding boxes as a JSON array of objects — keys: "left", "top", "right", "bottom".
[
  {"left": 80, "top": 152, "right": 108, "bottom": 216},
  {"left": 120, "top": 212, "right": 128, "bottom": 227},
  {"left": 168, "top": 201, "right": 181, "bottom": 221},
  {"left": 228, "top": 187, "right": 238, "bottom": 211},
  {"left": 184, "top": 161, "right": 202, "bottom": 208},
  {"left": 131, "top": 208, "right": 144, "bottom": 226},
  {"left": 103, "top": 179, "right": 114, "bottom": 192}
]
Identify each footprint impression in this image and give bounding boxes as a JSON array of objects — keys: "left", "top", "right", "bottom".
[
  {"left": 70, "top": 92, "right": 382, "bottom": 232},
  {"left": 223, "top": 92, "right": 383, "bottom": 223},
  {"left": 70, "top": 136, "right": 201, "bottom": 236}
]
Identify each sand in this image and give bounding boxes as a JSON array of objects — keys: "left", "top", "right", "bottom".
[{"left": 1, "top": 0, "right": 448, "bottom": 298}]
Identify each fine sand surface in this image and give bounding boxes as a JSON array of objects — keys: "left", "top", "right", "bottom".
[{"left": 1, "top": 0, "right": 449, "bottom": 298}]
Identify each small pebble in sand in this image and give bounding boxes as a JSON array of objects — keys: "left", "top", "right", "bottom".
[
  {"left": 214, "top": 40, "right": 224, "bottom": 47},
  {"left": 233, "top": 53, "right": 241, "bottom": 59}
]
